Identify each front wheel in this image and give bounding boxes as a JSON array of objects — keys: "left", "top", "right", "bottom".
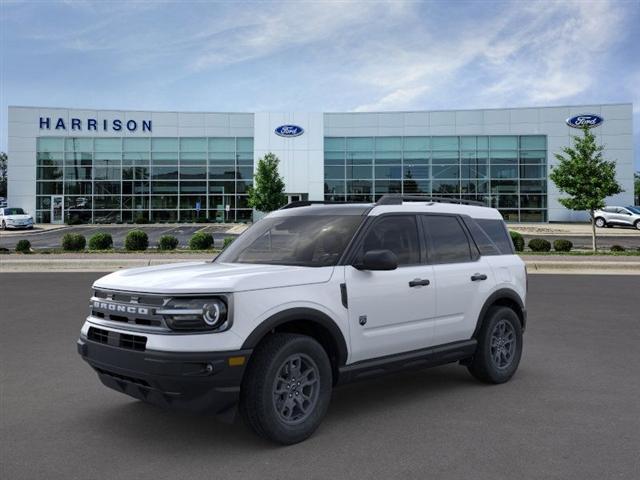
[
  {"left": 468, "top": 306, "right": 523, "bottom": 384},
  {"left": 239, "top": 333, "right": 332, "bottom": 444},
  {"left": 594, "top": 217, "right": 606, "bottom": 228}
]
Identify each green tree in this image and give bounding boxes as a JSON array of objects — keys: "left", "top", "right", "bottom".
[
  {"left": 247, "top": 152, "right": 287, "bottom": 212},
  {"left": 549, "top": 128, "right": 623, "bottom": 251},
  {"left": 0, "top": 152, "right": 7, "bottom": 198},
  {"left": 634, "top": 172, "right": 640, "bottom": 205}
]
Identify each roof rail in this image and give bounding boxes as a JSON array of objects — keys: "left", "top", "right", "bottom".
[
  {"left": 280, "top": 200, "right": 354, "bottom": 210},
  {"left": 375, "top": 195, "right": 485, "bottom": 207}
]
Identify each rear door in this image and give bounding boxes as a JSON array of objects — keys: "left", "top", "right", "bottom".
[
  {"left": 345, "top": 214, "right": 436, "bottom": 363},
  {"left": 421, "top": 215, "right": 495, "bottom": 345}
]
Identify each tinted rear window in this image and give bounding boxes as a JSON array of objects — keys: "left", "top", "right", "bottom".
[
  {"left": 475, "top": 219, "right": 514, "bottom": 255},
  {"left": 422, "top": 215, "right": 472, "bottom": 264}
]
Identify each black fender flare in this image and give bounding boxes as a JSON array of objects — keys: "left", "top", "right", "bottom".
[
  {"left": 241, "top": 307, "right": 349, "bottom": 366},
  {"left": 472, "top": 288, "right": 527, "bottom": 338}
]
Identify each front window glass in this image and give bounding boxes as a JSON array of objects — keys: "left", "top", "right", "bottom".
[
  {"left": 627, "top": 206, "right": 640, "bottom": 214},
  {"left": 4, "top": 208, "right": 25, "bottom": 215},
  {"left": 216, "top": 215, "right": 363, "bottom": 267},
  {"left": 357, "top": 216, "right": 420, "bottom": 266}
]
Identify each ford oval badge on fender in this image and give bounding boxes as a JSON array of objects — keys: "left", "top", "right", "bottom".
[
  {"left": 275, "top": 125, "right": 304, "bottom": 137},
  {"left": 566, "top": 114, "right": 604, "bottom": 129}
]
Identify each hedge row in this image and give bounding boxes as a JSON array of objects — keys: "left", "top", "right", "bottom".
[{"left": 51, "top": 231, "right": 227, "bottom": 251}]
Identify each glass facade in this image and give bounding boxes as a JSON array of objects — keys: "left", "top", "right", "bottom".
[
  {"left": 36, "top": 137, "right": 254, "bottom": 223},
  {"left": 324, "top": 135, "right": 547, "bottom": 222}
]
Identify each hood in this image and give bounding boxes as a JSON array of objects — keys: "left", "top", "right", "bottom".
[
  {"left": 93, "top": 261, "right": 335, "bottom": 294},
  {"left": 4, "top": 214, "right": 32, "bottom": 220}
]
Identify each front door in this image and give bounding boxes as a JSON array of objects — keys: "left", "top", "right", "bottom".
[
  {"left": 345, "top": 214, "right": 436, "bottom": 363},
  {"left": 51, "top": 195, "right": 64, "bottom": 224}
]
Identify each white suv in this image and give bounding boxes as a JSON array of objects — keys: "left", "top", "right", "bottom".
[{"left": 77, "top": 196, "right": 527, "bottom": 444}]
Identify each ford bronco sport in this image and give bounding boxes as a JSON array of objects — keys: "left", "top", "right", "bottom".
[{"left": 77, "top": 195, "right": 527, "bottom": 444}]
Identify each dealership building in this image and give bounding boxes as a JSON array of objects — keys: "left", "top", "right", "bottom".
[{"left": 6, "top": 103, "right": 634, "bottom": 224}]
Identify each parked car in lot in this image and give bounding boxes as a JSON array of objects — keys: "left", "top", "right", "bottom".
[
  {"left": 0, "top": 207, "right": 34, "bottom": 230},
  {"left": 594, "top": 206, "right": 640, "bottom": 229},
  {"left": 77, "top": 195, "right": 527, "bottom": 444}
]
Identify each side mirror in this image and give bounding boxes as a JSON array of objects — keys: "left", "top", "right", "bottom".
[{"left": 354, "top": 249, "right": 398, "bottom": 271}]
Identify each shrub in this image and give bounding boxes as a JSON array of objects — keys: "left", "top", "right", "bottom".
[
  {"left": 610, "top": 244, "right": 625, "bottom": 252},
  {"left": 62, "top": 233, "right": 86, "bottom": 251},
  {"left": 125, "top": 230, "right": 149, "bottom": 251},
  {"left": 134, "top": 215, "right": 149, "bottom": 224},
  {"left": 158, "top": 235, "right": 179, "bottom": 250},
  {"left": 66, "top": 215, "right": 83, "bottom": 226},
  {"left": 88, "top": 232, "right": 113, "bottom": 250},
  {"left": 528, "top": 238, "right": 551, "bottom": 252},
  {"left": 509, "top": 230, "right": 525, "bottom": 252},
  {"left": 15, "top": 239, "right": 31, "bottom": 253},
  {"left": 553, "top": 239, "right": 573, "bottom": 252},
  {"left": 223, "top": 237, "right": 235, "bottom": 249},
  {"left": 189, "top": 231, "right": 214, "bottom": 250}
]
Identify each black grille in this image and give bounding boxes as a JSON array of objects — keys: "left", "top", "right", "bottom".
[
  {"left": 90, "top": 289, "right": 167, "bottom": 329},
  {"left": 87, "top": 327, "right": 147, "bottom": 351},
  {"left": 120, "top": 333, "right": 147, "bottom": 351},
  {"left": 95, "top": 367, "right": 150, "bottom": 387},
  {"left": 87, "top": 326, "right": 109, "bottom": 344}
]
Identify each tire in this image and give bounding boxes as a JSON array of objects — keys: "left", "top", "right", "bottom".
[
  {"left": 239, "top": 333, "right": 332, "bottom": 445},
  {"left": 594, "top": 217, "right": 606, "bottom": 228},
  {"left": 467, "top": 306, "right": 523, "bottom": 384},
  {"left": 1, "top": 221, "right": 5, "bottom": 230},
  {"left": 635, "top": 220, "right": 640, "bottom": 230}
]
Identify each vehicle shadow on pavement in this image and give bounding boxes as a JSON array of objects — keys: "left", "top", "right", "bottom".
[{"left": 78, "top": 364, "right": 484, "bottom": 448}]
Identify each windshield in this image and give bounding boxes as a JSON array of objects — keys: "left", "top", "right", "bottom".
[
  {"left": 4, "top": 208, "right": 25, "bottom": 215},
  {"left": 626, "top": 206, "right": 640, "bottom": 214},
  {"left": 216, "top": 215, "right": 364, "bottom": 267}
]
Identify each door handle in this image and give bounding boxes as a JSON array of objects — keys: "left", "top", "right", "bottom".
[
  {"left": 471, "top": 273, "right": 487, "bottom": 281},
  {"left": 409, "top": 278, "right": 430, "bottom": 287}
]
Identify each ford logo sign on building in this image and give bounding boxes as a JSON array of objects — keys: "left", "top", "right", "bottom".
[
  {"left": 275, "top": 125, "right": 304, "bottom": 137},
  {"left": 566, "top": 114, "right": 604, "bottom": 129}
]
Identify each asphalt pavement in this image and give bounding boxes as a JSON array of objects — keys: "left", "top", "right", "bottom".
[{"left": 1, "top": 273, "right": 639, "bottom": 480}]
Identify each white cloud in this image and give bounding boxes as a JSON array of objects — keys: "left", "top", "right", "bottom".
[{"left": 351, "top": 0, "right": 632, "bottom": 111}]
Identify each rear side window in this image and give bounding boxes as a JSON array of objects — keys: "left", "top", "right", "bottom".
[
  {"left": 475, "top": 219, "right": 514, "bottom": 254},
  {"left": 422, "top": 215, "right": 472, "bottom": 264},
  {"left": 463, "top": 218, "right": 501, "bottom": 256}
]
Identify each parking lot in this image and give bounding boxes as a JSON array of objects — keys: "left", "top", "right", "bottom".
[{"left": 1, "top": 273, "right": 639, "bottom": 480}]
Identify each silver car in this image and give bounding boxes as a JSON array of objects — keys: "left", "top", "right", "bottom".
[{"left": 594, "top": 206, "right": 640, "bottom": 229}]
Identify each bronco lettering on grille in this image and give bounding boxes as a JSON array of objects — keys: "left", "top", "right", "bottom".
[{"left": 92, "top": 300, "right": 149, "bottom": 315}]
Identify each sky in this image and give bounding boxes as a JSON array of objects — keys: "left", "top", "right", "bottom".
[{"left": 1, "top": 0, "right": 639, "bottom": 168}]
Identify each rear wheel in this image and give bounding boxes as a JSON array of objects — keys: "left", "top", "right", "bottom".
[
  {"left": 594, "top": 217, "right": 606, "bottom": 228},
  {"left": 239, "top": 333, "right": 332, "bottom": 444},
  {"left": 635, "top": 220, "right": 640, "bottom": 230},
  {"left": 468, "top": 306, "right": 522, "bottom": 384}
]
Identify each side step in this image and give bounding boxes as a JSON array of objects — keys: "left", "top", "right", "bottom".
[{"left": 337, "top": 339, "right": 477, "bottom": 384}]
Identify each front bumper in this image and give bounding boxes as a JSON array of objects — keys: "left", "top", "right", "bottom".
[
  {"left": 77, "top": 337, "right": 252, "bottom": 415},
  {"left": 5, "top": 223, "right": 33, "bottom": 229}
]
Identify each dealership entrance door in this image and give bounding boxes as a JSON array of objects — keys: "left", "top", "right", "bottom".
[{"left": 51, "top": 195, "right": 64, "bottom": 224}]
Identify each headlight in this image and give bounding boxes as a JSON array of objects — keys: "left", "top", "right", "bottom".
[{"left": 157, "top": 297, "right": 230, "bottom": 332}]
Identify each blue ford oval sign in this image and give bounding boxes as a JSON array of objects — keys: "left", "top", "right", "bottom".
[
  {"left": 566, "top": 114, "right": 604, "bottom": 129},
  {"left": 275, "top": 125, "right": 304, "bottom": 137}
]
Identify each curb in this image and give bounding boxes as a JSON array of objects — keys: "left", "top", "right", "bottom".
[
  {"left": 2, "top": 258, "right": 639, "bottom": 274},
  {"left": 526, "top": 260, "right": 640, "bottom": 275},
  {"left": 0, "top": 258, "right": 209, "bottom": 273}
]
